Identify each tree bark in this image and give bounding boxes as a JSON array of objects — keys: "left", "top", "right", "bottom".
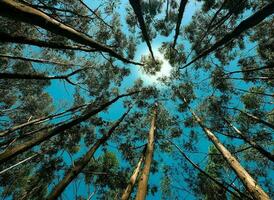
[
  {"left": 184, "top": 0, "right": 229, "bottom": 62},
  {"left": 122, "top": 147, "right": 146, "bottom": 200},
  {"left": 0, "top": 68, "right": 87, "bottom": 86},
  {"left": 0, "top": 0, "right": 142, "bottom": 65},
  {"left": 0, "top": 32, "right": 96, "bottom": 52},
  {"left": 225, "top": 119, "right": 274, "bottom": 162},
  {"left": 227, "top": 107, "right": 274, "bottom": 130},
  {"left": 169, "top": 140, "right": 252, "bottom": 200},
  {"left": 0, "top": 91, "right": 139, "bottom": 163},
  {"left": 172, "top": 0, "right": 188, "bottom": 48},
  {"left": 165, "top": 0, "right": 169, "bottom": 20},
  {"left": 181, "top": 2, "right": 274, "bottom": 69},
  {"left": 46, "top": 107, "right": 131, "bottom": 200},
  {"left": 129, "top": 0, "right": 155, "bottom": 61},
  {"left": 135, "top": 105, "right": 157, "bottom": 200},
  {"left": 186, "top": 102, "right": 270, "bottom": 200}
]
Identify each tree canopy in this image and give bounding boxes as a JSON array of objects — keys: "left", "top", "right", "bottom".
[{"left": 0, "top": 0, "right": 273, "bottom": 199}]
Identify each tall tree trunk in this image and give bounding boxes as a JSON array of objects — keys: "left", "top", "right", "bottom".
[
  {"left": 0, "top": 91, "right": 139, "bottom": 163},
  {"left": 181, "top": 2, "right": 274, "bottom": 69},
  {"left": 237, "top": 109, "right": 274, "bottom": 130},
  {"left": 184, "top": 0, "right": 229, "bottom": 62},
  {"left": 0, "top": 0, "right": 141, "bottom": 65},
  {"left": 0, "top": 32, "right": 96, "bottom": 52},
  {"left": 224, "top": 119, "right": 274, "bottom": 162},
  {"left": 129, "top": 0, "right": 155, "bottom": 61},
  {"left": 165, "top": 0, "right": 169, "bottom": 20},
  {"left": 186, "top": 103, "right": 270, "bottom": 200},
  {"left": 224, "top": 107, "right": 274, "bottom": 130},
  {"left": 169, "top": 140, "right": 252, "bottom": 200},
  {"left": 135, "top": 105, "right": 157, "bottom": 200},
  {"left": 122, "top": 147, "right": 146, "bottom": 200},
  {"left": 46, "top": 107, "right": 131, "bottom": 200},
  {"left": 172, "top": 0, "right": 188, "bottom": 48}
]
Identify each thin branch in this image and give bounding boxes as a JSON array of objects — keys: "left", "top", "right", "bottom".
[{"left": 77, "top": 0, "right": 113, "bottom": 29}]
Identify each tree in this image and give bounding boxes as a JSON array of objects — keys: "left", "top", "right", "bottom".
[
  {"left": 183, "top": 98, "right": 270, "bottom": 200},
  {"left": 121, "top": 146, "right": 146, "bottom": 200},
  {"left": 47, "top": 107, "right": 131, "bottom": 200},
  {"left": 0, "top": 0, "right": 273, "bottom": 199},
  {"left": 136, "top": 104, "right": 157, "bottom": 200}
]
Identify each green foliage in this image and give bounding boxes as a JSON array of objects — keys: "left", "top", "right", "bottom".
[
  {"left": 141, "top": 54, "right": 163, "bottom": 75},
  {"left": 0, "top": 0, "right": 273, "bottom": 199},
  {"left": 194, "top": 146, "right": 227, "bottom": 200}
]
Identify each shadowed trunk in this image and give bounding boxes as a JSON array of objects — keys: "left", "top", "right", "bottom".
[
  {"left": 169, "top": 140, "right": 253, "bottom": 200},
  {"left": 0, "top": 54, "right": 86, "bottom": 67},
  {"left": 0, "top": 0, "right": 142, "bottom": 65},
  {"left": 0, "top": 32, "right": 96, "bottom": 52},
  {"left": 129, "top": 0, "right": 155, "bottom": 61},
  {"left": 181, "top": 2, "right": 274, "bottom": 69},
  {"left": 224, "top": 119, "right": 274, "bottom": 162},
  {"left": 46, "top": 107, "right": 131, "bottom": 200},
  {"left": 0, "top": 102, "right": 90, "bottom": 137},
  {"left": 122, "top": 146, "right": 146, "bottom": 200},
  {"left": 172, "top": 0, "right": 188, "bottom": 48},
  {"left": 185, "top": 101, "right": 270, "bottom": 200},
  {"left": 0, "top": 68, "right": 85, "bottom": 81},
  {"left": 135, "top": 105, "right": 157, "bottom": 200},
  {"left": 0, "top": 91, "right": 139, "bottom": 163},
  {"left": 225, "top": 107, "right": 274, "bottom": 130}
]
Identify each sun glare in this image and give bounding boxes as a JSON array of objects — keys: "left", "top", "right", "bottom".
[{"left": 138, "top": 47, "right": 173, "bottom": 85}]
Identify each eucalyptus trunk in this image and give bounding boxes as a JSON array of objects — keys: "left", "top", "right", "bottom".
[
  {"left": 122, "top": 147, "right": 146, "bottom": 200},
  {"left": 189, "top": 108, "right": 270, "bottom": 200},
  {"left": 0, "top": 32, "right": 95, "bottom": 52},
  {"left": 129, "top": 0, "right": 155, "bottom": 60},
  {"left": 181, "top": 2, "right": 274, "bottom": 69},
  {"left": 135, "top": 106, "right": 157, "bottom": 200},
  {"left": 169, "top": 140, "right": 251, "bottom": 200},
  {"left": 0, "top": 91, "right": 139, "bottom": 163},
  {"left": 46, "top": 108, "right": 131, "bottom": 200},
  {"left": 225, "top": 119, "right": 274, "bottom": 162},
  {"left": 0, "top": 0, "right": 141, "bottom": 65},
  {"left": 172, "top": 0, "right": 188, "bottom": 48},
  {"left": 238, "top": 109, "right": 274, "bottom": 130}
]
